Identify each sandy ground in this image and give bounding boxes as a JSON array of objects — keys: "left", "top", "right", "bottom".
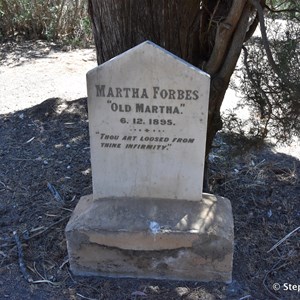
[{"left": 0, "top": 43, "right": 96, "bottom": 114}]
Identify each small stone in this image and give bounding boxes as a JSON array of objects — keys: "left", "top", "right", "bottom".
[{"left": 149, "top": 221, "right": 160, "bottom": 234}]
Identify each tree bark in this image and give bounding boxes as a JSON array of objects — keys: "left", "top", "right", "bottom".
[{"left": 88, "top": 0, "right": 201, "bottom": 66}]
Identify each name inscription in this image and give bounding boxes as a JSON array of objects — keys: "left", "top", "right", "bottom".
[
  {"left": 96, "top": 85, "right": 199, "bottom": 100},
  {"left": 94, "top": 84, "right": 202, "bottom": 152}
]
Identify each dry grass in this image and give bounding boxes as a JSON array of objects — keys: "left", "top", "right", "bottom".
[{"left": 0, "top": 0, "right": 92, "bottom": 46}]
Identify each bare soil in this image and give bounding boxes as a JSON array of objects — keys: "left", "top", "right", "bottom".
[{"left": 0, "top": 40, "right": 299, "bottom": 300}]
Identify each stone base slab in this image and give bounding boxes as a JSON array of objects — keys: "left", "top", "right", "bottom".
[{"left": 65, "top": 194, "right": 234, "bottom": 283}]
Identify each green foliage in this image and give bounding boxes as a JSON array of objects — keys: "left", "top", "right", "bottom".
[
  {"left": 225, "top": 15, "right": 299, "bottom": 145},
  {"left": 0, "top": 0, "right": 93, "bottom": 46},
  {"left": 267, "top": 0, "right": 300, "bottom": 20}
]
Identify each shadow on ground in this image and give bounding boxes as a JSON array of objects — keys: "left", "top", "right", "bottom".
[
  {"left": 0, "top": 39, "right": 75, "bottom": 67},
  {"left": 0, "top": 98, "right": 299, "bottom": 299}
]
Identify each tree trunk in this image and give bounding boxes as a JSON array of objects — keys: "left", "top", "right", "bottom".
[
  {"left": 88, "top": 0, "right": 202, "bottom": 66},
  {"left": 88, "top": 0, "right": 258, "bottom": 190}
]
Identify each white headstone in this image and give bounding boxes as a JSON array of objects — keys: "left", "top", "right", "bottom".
[
  {"left": 87, "top": 41, "right": 210, "bottom": 201},
  {"left": 66, "top": 42, "right": 233, "bottom": 283}
]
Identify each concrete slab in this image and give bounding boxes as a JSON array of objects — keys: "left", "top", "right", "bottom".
[{"left": 65, "top": 194, "right": 234, "bottom": 282}]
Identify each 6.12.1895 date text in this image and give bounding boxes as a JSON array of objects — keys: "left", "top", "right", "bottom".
[{"left": 120, "top": 118, "right": 174, "bottom": 126}]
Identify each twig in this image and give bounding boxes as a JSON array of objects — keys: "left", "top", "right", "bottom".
[
  {"left": 239, "top": 296, "right": 252, "bottom": 300},
  {"left": 76, "top": 293, "right": 98, "bottom": 300},
  {"left": 26, "top": 264, "right": 63, "bottom": 285},
  {"left": 253, "top": 159, "right": 266, "bottom": 169},
  {"left": 29, "top": 262, "right": 62, "bottom": 286},
  {"left": 267, "top": 226, "right": 300, "bottom": 253},
  {"left": 30, "top": 226, "right": 45, "bottom": 233},
  {"left": 25, "top": 137, "right": 35, "bottom": 144},
  {"left": 207, "top": 0, "right": 221, "bottom": 32},
  {"left": 13, "top": 231, "right": 33, "bottom": 283},
  {"left": 265, "top": 4, "right": 300, "bottom": 14},
  {"left": 3, "top": 216, "right": 70, "bottom": 250},
  {"left": 27, "top": 215, "right": 71, "bottom": 240},
  {"left": 47, "top": 182, "right": 64, "bottom": 204},
  {"left": 28, "top": 279, "right": 62, "bottom": 285},
  {"left": 66, "top": 268, "right": 77, "bottom": 284},
  {"left": 248, "top": 0, "right": 280, "bottom": 76},
  {"left": 0, "top": 262, "right": 15, "bottom": 270},
  {"left": 219, "top": 177, "right": 240, "bottom": 187},
  {"left": 0, "top": 181, "right": 13, "bottom": 192},
  {"left": 60, "top": 207, "right": 73, "bottom": 212},
  {"left": 262, "top": 261, "right": 282, "bottom": 300},
  {"left": 33, "top": 261, "right": 45, "bottom": 281},
  {"left": 59, "top": 258, "right": 69, "bottom": 270}
]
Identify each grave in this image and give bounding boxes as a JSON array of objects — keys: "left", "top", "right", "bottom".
[{"left": 65, "top": 41, "right": 234, "bottom": 282}]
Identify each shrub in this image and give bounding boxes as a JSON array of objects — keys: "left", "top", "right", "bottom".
[
  {"left": 0, "top": 0, "right": 93, "bottom": 46},
  {"left": 223, "top": 17, "right": 300, "bottom": 145}
]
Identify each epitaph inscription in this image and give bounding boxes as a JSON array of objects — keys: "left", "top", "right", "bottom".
[
  {"left": 95, "top": 85, "right": 200, "bottom": 151},
  {"left": 87, "top": 41, "right": 210, "bottom": 201}
]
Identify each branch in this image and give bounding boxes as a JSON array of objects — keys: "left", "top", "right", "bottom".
[
  {"left": 267, "top": 226, "right": 300, "bottom": 253},
  {"left": 13, "top": 231, "right": 33, "bottom": 283},
  {"left": 265, "top": 4, "right": 300, "bottom": 14},
  {"left": 242, "top": 46, "right": 272, "bottom": 138},
  {"left": 27, "top": 215, "right": 70, "bottom": 240},
  {"left": 208, "top": 3, "right": 252, "bottom": 120},
  {"left": 218, "top": 3, "right": 252, "bottom": 80},
  {"left": 205, "top": 0, "right": 247, "bottom": 75},
  {"left": 207, "top": 0, "right": 221, "bottom": 33},
  {"left": 244, "top": 12, "right": 259, "bottom": 42},
  {"left": 248, "top": 0, "right": 280, "bottom": 76}
]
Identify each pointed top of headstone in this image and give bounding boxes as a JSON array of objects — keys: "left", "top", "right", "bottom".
[{"left": 88, "top": 40, "right": 210, "bottom": 79}]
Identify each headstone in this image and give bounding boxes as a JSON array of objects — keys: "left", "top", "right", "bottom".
[
  {"left": 87, "top": 41, "right": 209, "bottom": 201},
  {"left": 66, "top": 41, "right": 234, "bottom": 283}
]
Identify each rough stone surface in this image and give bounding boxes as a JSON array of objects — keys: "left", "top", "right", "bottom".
[
  {"left": 65, "top": 194, "right": 234, "bottom": 282},
  {"left": 87, "top": 41, "right": 210, "bottom": 201}
]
